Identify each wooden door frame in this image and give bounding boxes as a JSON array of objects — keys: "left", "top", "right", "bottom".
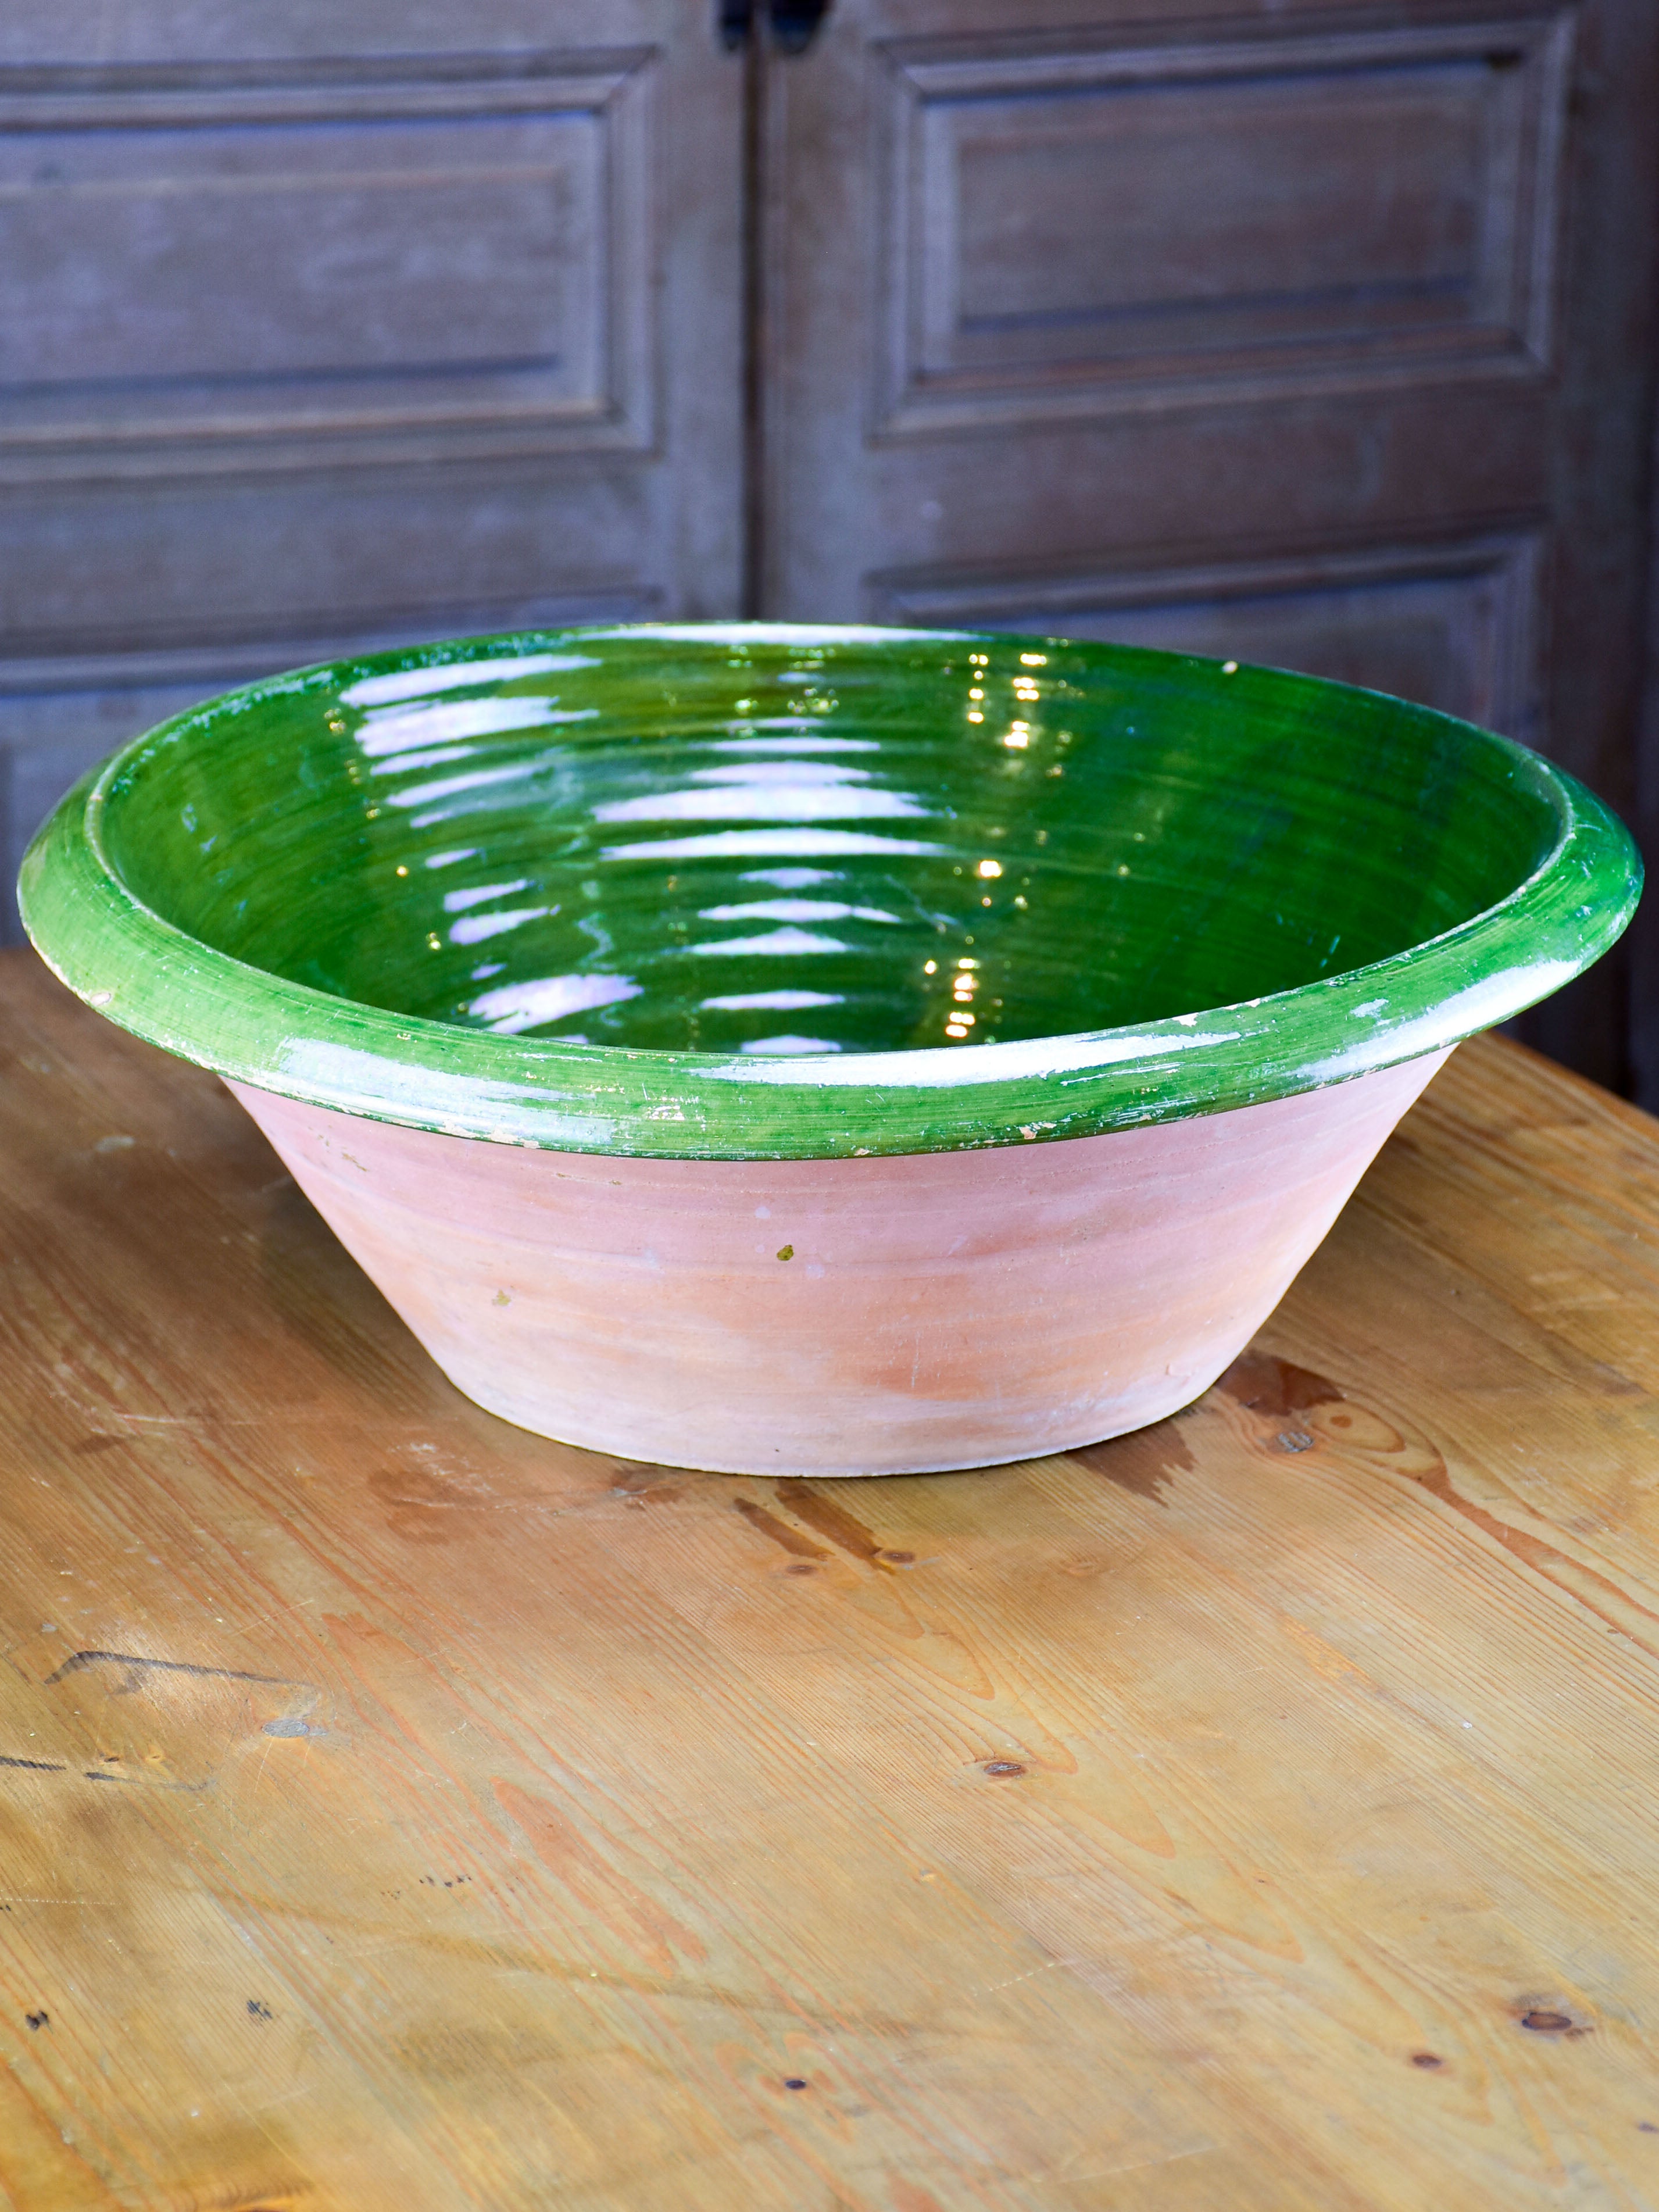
[{"left": 1634, "top": 356, "right": 1659, "bottom": 1114}]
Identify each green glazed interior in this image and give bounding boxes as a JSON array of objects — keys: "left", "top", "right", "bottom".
[{"left": 18, "top": 624, "right": 1640, "bottom": 1158}]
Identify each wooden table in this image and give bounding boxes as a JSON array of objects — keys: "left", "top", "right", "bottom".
[{"left": 5, "top": 945, "right": 1659, "bottom": 2211}]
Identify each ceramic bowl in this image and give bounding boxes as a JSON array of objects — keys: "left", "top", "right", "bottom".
[{"left": 20, "top": 624, "right": 1639, "bottom": 1475}]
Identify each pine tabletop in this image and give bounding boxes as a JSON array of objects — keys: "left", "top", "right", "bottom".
[{"left": 2, "top": 945, "right": 1657, "bottom": 2212}]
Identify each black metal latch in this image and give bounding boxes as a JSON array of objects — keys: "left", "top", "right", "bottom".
[{"left": 720, "top": 0, "right": 832, "bottom": 54}]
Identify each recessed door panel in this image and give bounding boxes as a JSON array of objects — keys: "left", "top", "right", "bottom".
[{"left": 879, "top": 17, "right": 1568, "bottom": 432}]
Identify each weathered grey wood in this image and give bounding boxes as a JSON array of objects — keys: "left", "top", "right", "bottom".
[
  {"left": 0, "top": 1, "right": 746, "bottom": 940},
  {"left": 759, "top": 0, "right": 1659, "bottom": 1092}
]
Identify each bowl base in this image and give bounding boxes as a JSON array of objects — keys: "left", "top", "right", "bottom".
[{"left": 430, "top": 1351, "right": 1224, "bottom": 1479}]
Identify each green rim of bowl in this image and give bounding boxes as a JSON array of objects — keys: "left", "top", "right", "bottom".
[{"left": 18, "top": 623, "right": 1641, "bottom": 1160}]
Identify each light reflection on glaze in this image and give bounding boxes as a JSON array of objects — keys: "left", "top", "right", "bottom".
[
  {"left": 714, "top": 734, "right": 879, "bottom": 753},
  {"left": 392, "top": 760, "right": 546, "bottom": 813},
  {"left": 599, "top": 831, "right": 947, "bottom": 861},
  {"left": 702, "top": 989, "right": 843, "bottom": 1012},
  {"left": 359, "top": 697, "right": 596, "bottom": 761},
  {"left": 703, "top": 1021, "right": 1243, "bottom": 1087},
  {"left": 698, "top": 900, "right": 900, "bottom": 924},
  {"left": 448, "top": 906, "right": 553, "bottom": 947},
  {"left": 468, "top": 974, "right": 642, "bottom": 1035},
  {"left": 338, "top": 653, "right": 599, "bottom": 708},
  {"left": 739, "top": 1034, "right": 843, "bottom": 1055},
  {"left": 591, "top": 781, "right": 928, "bottom": 826},
  {"left": 687, "top": 926, "right": 852, "bottom": 958},
  {"left": 1293, "top": 961, "right": 1579, "bottom": 1084},
  {"left": 442, "top": 879, "right": 530, "bottom": 912}
]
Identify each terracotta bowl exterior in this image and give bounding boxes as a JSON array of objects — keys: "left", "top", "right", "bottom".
[
  {"left": 19, "top": 625, "right": 1639, "bottom": 1473},
  {"left": 231, "top": 1052, "right": 1443, "bottom": 1475}
]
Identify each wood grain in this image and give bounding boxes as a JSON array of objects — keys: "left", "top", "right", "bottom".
[{"left": 3, "top": 943, "right": 1659, "bottom": 2208}]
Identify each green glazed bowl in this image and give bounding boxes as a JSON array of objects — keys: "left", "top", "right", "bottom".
[
  {"left": 18, "top": 622, "right": 1638, "bottom": 1153},
  {"left": 17, "top": 624, "right": 1640, "bottom": 1475}
]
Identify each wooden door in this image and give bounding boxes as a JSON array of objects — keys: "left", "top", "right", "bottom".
[
  {"left": 0, "top": 2, "right": 745, "bottom": 936},
  {"left": 757, "top": 0, "right": 1659, "bottom": 1089}
]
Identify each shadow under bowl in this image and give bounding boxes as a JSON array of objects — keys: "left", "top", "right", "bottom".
[{"left": 19, "top": 623, "right": 1639, "bottom": 1474}]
